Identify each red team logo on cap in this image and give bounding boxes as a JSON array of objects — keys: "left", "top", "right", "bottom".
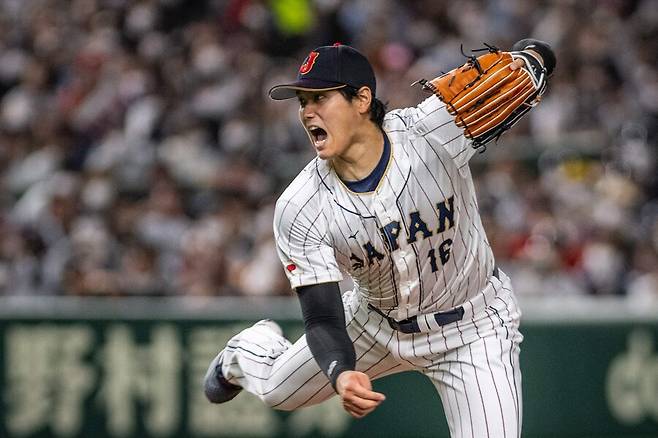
[
  {"left": 299, "top": 51, "right": 319, "bottom": 75},
  {"left": 286, "top": 263, "right": 297, "bottom": 272}
]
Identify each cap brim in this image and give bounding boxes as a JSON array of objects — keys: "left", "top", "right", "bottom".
[{"left": 268, "top": 80, "right": 347, "bottom": 100}]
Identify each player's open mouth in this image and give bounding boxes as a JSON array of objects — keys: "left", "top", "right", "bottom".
[{"left": 308, "top": 126, "right": 327, "bottom": 147}]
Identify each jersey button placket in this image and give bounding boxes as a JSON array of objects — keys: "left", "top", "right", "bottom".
[
  {"left": 374, "top": 194, "right": 414, "bottom": 305},
  {"left": 396, "top": 251, "right": 415, "bottom": 303}
]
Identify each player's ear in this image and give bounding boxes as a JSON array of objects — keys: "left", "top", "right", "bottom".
[{"left": 354, "top": 86, "right": 373, "bottom": 114}]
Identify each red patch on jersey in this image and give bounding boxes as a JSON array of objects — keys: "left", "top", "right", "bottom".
[
  {"left": 299, "top": 51, "right": 319, "bottom": 75},
  {"left": 286, "top": 263, "right": 297, "bottom": 272}
]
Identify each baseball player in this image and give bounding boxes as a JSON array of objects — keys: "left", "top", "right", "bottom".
[{"left": 205, "top": 40, "right": 554, "bottom": 437}]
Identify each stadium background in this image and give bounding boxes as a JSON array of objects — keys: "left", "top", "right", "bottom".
[{"left": 0, "top": 0, "right": 656, "bottom": 437}]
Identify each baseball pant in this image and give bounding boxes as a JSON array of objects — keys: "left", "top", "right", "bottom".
[{"left": 220, "top": 270, "right": 523, "bottom": 438}]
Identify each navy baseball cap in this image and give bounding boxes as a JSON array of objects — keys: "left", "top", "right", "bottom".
[{"left": 268, "top": 44, "right": 376, "bottom": 100}]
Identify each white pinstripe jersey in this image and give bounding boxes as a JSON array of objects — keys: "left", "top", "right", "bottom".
[{"left": 274, "top": 95, "right": 496, "bottom": 321}]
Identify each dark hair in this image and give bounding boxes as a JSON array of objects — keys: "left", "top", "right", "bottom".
[{"left": 338, "top": 87, "right": 387, "bottom": 129}]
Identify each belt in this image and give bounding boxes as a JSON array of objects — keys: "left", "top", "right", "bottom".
[
  {"left": 367, "top": 266, "right": 500, "bottom": 334},
  {"left": 368, "top": 303, "right": 464, "bottom": 333}
]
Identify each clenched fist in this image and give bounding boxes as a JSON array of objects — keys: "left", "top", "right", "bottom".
[{"left": 335, "top": 370, "right": 386, "bottom": 418}]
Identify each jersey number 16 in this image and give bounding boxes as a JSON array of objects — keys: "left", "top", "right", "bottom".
[{"left": 428, "top": 238, "right": 453, "bottom": 272}]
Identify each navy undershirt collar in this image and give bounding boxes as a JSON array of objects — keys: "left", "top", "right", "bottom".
[{"left": 343, "top": 134, "right": 390, "bottom": 193}]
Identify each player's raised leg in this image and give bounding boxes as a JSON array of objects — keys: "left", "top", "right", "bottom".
[
  {"left": 218, "top": 318, "right": 333, "bottom": 410},
  {"left": 204, "top": 293, "right": 409, "bottom": 411}
]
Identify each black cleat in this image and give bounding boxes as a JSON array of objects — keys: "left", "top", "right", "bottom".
[{"left": 203, "top": 350, "right": 242, "bottom": 403}]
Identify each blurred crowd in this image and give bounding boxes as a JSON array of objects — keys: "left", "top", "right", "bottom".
[{"left": 0, "top": 0, "right": 656, "bottom": 301}]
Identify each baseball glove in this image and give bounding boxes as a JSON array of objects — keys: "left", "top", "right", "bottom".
[{"left": 417, "top": 40, "right": 554, "bottom": 149}]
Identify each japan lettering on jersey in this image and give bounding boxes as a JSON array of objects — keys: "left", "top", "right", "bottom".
[{"left": 274, "top": 95, "right": 496, "bottom": 321}]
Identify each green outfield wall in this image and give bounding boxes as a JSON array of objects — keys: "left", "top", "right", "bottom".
[{"left": 0, "top": 296, "right": 657, "bottom": 438}]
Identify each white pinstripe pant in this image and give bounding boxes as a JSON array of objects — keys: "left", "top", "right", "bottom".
[{"left": 221, "top": 270, "right": 523, "bottom": 438}]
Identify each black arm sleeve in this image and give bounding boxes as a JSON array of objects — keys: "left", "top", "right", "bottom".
[{"left": 297, "top": 282, "right": 356, "bottom": 390}]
